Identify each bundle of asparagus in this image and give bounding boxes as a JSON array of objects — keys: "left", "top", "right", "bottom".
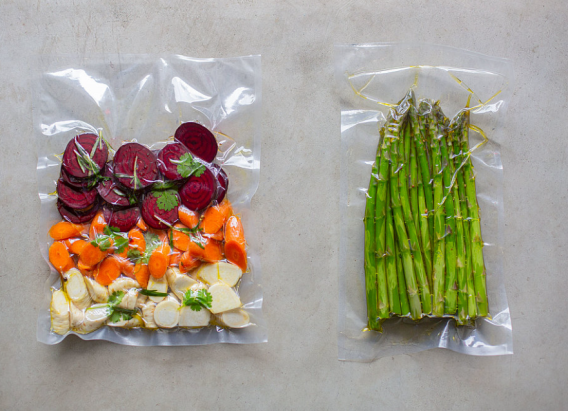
[{"left": 364, "top": 89, "right": 488, "bottom": 330}]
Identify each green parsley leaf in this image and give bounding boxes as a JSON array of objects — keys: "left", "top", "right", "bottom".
[
  {"left": 182, "top": 289, "right": 213, "bottom": 312},
  {"left": 127, "top": 249, "right": 142, "bottom": 260},
  {"left": 153, "top": 189, "right": 179, "bottom": 212},
  {"left": 108, "top": 291, "right": 125, "bottom": 306},
  {"left": 113, "top": 235, "right": 129, "bottom": 254},
  {"left": 138, "top": 289, "right": 168, "bottom": 297},
  {"left": 106, "top": 292, "right": 138, "bottom": 323},
  {"left": 91, "top": 236, "right": 112, "bottom": 251},
  {"left": 172, "top": 153, "right": 206, "bottom": 178}
]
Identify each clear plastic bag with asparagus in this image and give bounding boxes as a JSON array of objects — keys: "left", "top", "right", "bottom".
[{"left": 336, "top": 43, "right": 513, "bottom": 360}]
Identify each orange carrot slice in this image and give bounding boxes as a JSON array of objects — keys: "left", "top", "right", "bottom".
[
  {"left": 200, "top": 200, "right": 233, "bottom": 234},
  {"left": 205, "top": 229, "right": 224, "bottom": 241},
  {"left": 49, "top": 241, "right": 71, "bottom": 273},
  {"left": 224, "top": 216, "right": 247, "bottom": 271},
  {"left": 180, "top": 251, "right": 201, "bottom": 273},
  {"left": 94, "top": 256, "right": 121, "bottom": 286},
  {"left": 172, "top": 223, "right": 191, "bottom": 251},
  {"left": 49, "top": 221, "right": 86, "bottom": 240},
  {"left": 202, "top": 240, "right": 223, "bottom": 263},
  {"left": 120, "top": 258, "right": 136, "bottom": 279},
  {"left": 136, "top": 217, "right": 148, "bottom": 232},
  {"left": 79, "top": 242, "right": 106, "bottom": 267},
  {"left": 178, "top": 206, "right": 199, "bottom": 228},
  {"left": 62, "top": 258, "right": 75, "bottom": 273},
  {"left": 169, "top": 249, "right": 182, "bottom": 267},
  {"left": 89, "top": 210, "right": 107, "bottom": 238},
  {"left": 134, "top": 263, "right": 150, "bottom": 288},
  {"left": 128, "top": 228, "right": 146, "bottom": 252},
  {"left": 67, "top": 239, "right": 87, "bottom": 255},
  {"left": 148, "top": 244, "right": 169, "bottom": 279}
]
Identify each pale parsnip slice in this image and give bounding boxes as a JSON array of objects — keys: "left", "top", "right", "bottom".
[
  {"left": 197, "top": 262, "right": 243, "bottom": 287},
  {"left": 50, "top": 289, "right": 70, "bottom": 335},
  {"left": 219, "top": 309, "right": 250, "bottom": 328},
  {"left": 63, "top": 268, "right": 92, "bottom": 310},
  {"left": 108, "top": 277, "right": 139, "bottom": 295},
  {"left": 84, "top": 276, "right": 109, "bottom": 303},
  {"left": 147, "top": 275, "right": 168, "bottom": 302},
  {"left": 154, "top": 297, "right": 180, "bottom": 328},
  {"left": 118, "top": 289, "right": 138, "bottom": 310},
  {"left": 209, "top": 283, "right": 241, "bottom": 314},
  {"left": 74, "top": 304, "right": 109, "bottom": 334},
  {"left": 166, "top": 267, "right": 199, "bottom": 300},
  {"left": 107, "top": 314, "right": 143, "bottom": 328},
  {"left": 179, "top": 306, "right": 211, "bottom": 328},
  {"left": 69, "top": 302, "right": 85, "bottom": 329},
  {"left": 142, "top": 301, "right": 157, "bottom": 329},
  {"left": 136, "top": 293, "right": 147, "bottom": 309}
]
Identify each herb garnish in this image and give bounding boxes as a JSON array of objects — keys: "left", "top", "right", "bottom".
[
  {"left": 171, "top": 153, "right": 205, "bottom": 178},
  {"left": 91, "top": 226, "right": 129, "bottom": 253},
  {"left": 153, "top": 189, "right": 179, "bottom": 211},
  {"left": 139, "top": 289, "right": 168, "bottom": 297},
  {"left": 96, "top": 291, "right": 138, "bottom": 323},
  {"left": 182, "top": 289, "right": 213, "bottom": 312}
]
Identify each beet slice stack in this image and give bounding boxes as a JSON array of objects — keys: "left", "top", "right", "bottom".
[
  {"left": 157, "top": 142, "right": 191, "bottom": 181},
  {"left": 56, "top": 179, "right": 98, "bottom": 210},
  {"left": 175, "top": 122, "right": 218, "bottom": 163},
  {"left": 113, "top": 143, "right": 158, "bottom": 190},
  {"left": 141, "top": 191, "right": 180, "bottom": 229},
  {"left": 103, "top": 206, "right": 141, "bottom": 232},
  {"left": 179, "top": 167, "right": 217, "bottom": 211},
  {"left": 96, "top": 163, "right": 131, "bottom": 207},
  {"left": 57, "top": 199, "right": 100, "bottom": 224},
  {"left": 212, "top": 165, "right": 229, "bottom": 203},
  {"left": 62, "top": 133, "right": 108, "bottom": 178}
]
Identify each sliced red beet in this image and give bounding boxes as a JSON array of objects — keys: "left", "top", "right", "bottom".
[
  {"left": 103, "top": 206, "right": 141, "bottom": 232},
  {"left": 57, "top": 199, "right": 99, "bottom": 224},
  {"left": 57, "top": 179, "right": 98, "bottom": 210},
  {"left": 62, "top": 134, "right": 108, "bottom": 178},
  {"left": 113, "top": 143, "right": 158, "bottom": 190},
  {"left": 175, "top": 122, "right": 218, "bottom": 163},
  {"left": 60, "top": 167, "right": 93, "bottom": 189},
  {"left": 212, "top": 165, "right": 229, "bottom": 203},
  {"left": 157, "top": 142, "right": 191, "bottom": 181},
  {"left": 140, "top": 191, "right": 180, "bottom": 229},
  {"left": 179, "top": 168, "right": 217, "bottom": 211},
  {"left": 96, "top": 163, "right": 131, "bottom": 207}
]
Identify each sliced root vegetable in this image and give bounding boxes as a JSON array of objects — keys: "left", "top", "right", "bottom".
[
  {"left": 94, "top": 256, "right": 121, "bottom": 286},
  {"left": 179, "top": 167, "right": 216, "bottom": 211},
  {"left": 136, "top": 293, "right": 147, "bottom": 309},
  {"left": 97, "top": 164, "right": 131, "bottom": 207},
  {"left": 180, "top": 251, "right": 201, "bottom": 273},
  {"left": 157, "top": 142, "right": 191, "bottom": 180},
  {"left": 224, "top": 215, "right": 247, "bottom": 271},
  {"left": 179, "top": 306, "right": 211, "bottom": 328},
  {"left": 69, "top": 302, "right": 85, "bottom": 329},
  {"left": 142, "top": 301, "right": 158, "bottom": 328},
  {"left": 77, "top": 259, "right": 94, "bottom": 274},
  {"left": 208, "top": 283, "right": 241, "bottom": 314},
  {"left": 134, "top": 263, "right": 150, "bottom": 289},
  {"left": 74, "top": 304, "right": 109, "bottom": 334},
  {"left": 107, "top": 314, "right": 143, "bottom": 328},
  {"left": 178, "top": 206, "right": 199, "bottom": 228},
  {"left": 205, "top": 229, "right": 224, "bottom": 242},
  {"left": 49, "top": 241, "right": 71, "bottom": 273},
  {"left": 62, "top": 133, "right": 108, "bottom": 178},
  {"left": 79, "top": 242, "right": 106, "bottom": 267},
  {"left": 174, "top": 122, "right": 218, "bottom": 163},
  {"left": 57, "top": 199, "right": 99, "bottom": 224},
  {"left": 136, "top": 218, "right": 148, "bottom": 231},
  {"left": 89, "top": 209, "right": 107, "bottom": 238},
  {"left": 140, "top": 191, "right": 180, "bottom": 229},
  {"left": 117, "top": 289, "right": 138, "bottom": 310},
  {"left": 103, "top": 206, "right": 141, "bottom": 232},
  {"left": 197, "top": 262, "right": 243, "bottom": 287},
  {"left": 148, "top": 242, "right": 170, "bottom": 278},
  {"left": 211, "top": 164, "right": 229, "bottom": 203},
  {"left": 219, "top": 309, "right": 250, "bottom": 328},
  {"left": 171, "top": 223, "right": 191, "bottom": 251},
  {"left": 84, "top": 276, "right": 109, "bottom": 303},
  {"left": 166, "top": 267, "right": 199, "bottom": 300},
  {"left": 202, "top": 240, "right": 223, "bottom": 263},
  {"left": 169, "top": 249, "right": 182, "bottom": 266},
  {"left": 57, "top": 179, "right": 98, "bottom": 210},
  {"left": 113, "top": 142, "right": 158, "bottom": 190},
  {"left": 63, "top": 268, "right": 92, "bottom": 310},
  {"left": 120, "top": 258, "right": 136, "bottom": 279},
  {"left": 108, "top": 277, "right": 140, "bottom": 295},
  {"left": 50, "top": 289, "right": 70, "bottom": 335},
  {"left": 154, "top": 297, "right": 181, "bottom": 328},
  {"left": 60, "top": 167, "right": 93, "bottom": 189},
  {"left": 49, "top": 221, "right": 86, "bottom": 240},
  {"left": 128, "top": 228, "right": 146, "bottom": 252},
  {"left": 147, "top": 275, "right": 168, "bottom": 302},
  {"left": 68, "top": 239, "right": 88, "bottom": 255},
  {"left": 200, "top": 199, "right": 233, "bottom": 234}
]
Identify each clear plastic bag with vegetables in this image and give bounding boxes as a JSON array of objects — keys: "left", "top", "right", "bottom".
[
  {"left": 35, "top": 54, "right": 265, "bottom": 345},
  {"left": 335, "top": 43, "right": 513, "bottom": 360}
]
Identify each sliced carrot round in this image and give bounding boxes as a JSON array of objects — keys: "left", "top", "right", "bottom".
[
  {"left": 49, "top": 241, "right": 71, "bottom": 273},
  {"left": 94, "top": 256, "right": 121, "bottom": 286}
]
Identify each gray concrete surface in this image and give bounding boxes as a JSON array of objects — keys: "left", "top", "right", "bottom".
[{"left": 0, "top": 1, "right": 566, "bottom": 409}]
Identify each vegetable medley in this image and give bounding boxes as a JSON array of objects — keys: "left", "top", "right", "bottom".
[{"left": 49, "top": 122, "right": 251, "bottom": 334}]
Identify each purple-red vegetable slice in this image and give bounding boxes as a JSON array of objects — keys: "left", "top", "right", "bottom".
[
  {"left": 140, "top": 191, "right": 180, "bottom": 229},
  {"left": 157, "top": 142, "right": 191, "bottom": 181},
  {"left": 96, "top": 163, "right": 131, "bottom": 207},
  {"left": 103, "top": 206, "right": 141, "bottom": 232},
  {"left": 57, "top": 199, "right": 99, "bottom": 224},
  {"left": 179, "top": 167, "right": 217, "bottom": 211},
  {"left": 212, "top": 164, "right": 229, "bottom": 203},
  {"left": 56, "top": 179, "right": 98, "bottom": 210},
  {"left": 62, "top": 133, "right": 108, "bottom": 178},
  {"left": 60, "top": 167, "right": 92, "bottom": 189},
  {"left": 113, "top": 143, "right": 158, "bottom": 190},
  {"left": 174, "top": 122, "right": 218, "bottom": 163}
]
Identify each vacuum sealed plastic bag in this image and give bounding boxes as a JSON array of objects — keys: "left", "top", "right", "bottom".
[
  {"left": 34, "top": 54, "right": 266, "bottom": 345},
  {"left": 335, "top": 43, "right": 513, "bottom": 360}
]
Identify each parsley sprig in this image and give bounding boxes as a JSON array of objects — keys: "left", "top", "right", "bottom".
[
  {"left": 182, "top": 289, "right": 213, "bottom": 312},
  {"left": 153, "top": 189, "right": 179, "bottom": 211},
  {"left": 94, "top": 291, "right": 138, "bottom": 323},
  {"left": 171, "top": 153, "right": 205, "bottom": 178},
  {"left": 91, "top": 226, "right": 129, "bottom": 253}
]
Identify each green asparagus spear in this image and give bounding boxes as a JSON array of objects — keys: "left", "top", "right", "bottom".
[
  {"left": 395, "top": 235, "right": 410, "bottom": 316},
  {"left": 385, "top": 189, "right": 401, "bottom": 315}
]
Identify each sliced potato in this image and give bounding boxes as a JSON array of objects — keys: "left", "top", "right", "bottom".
[
  {"left": 219, "top": 309, "right": 250, "bottom": 328},
  {"left": 179, "top": 306, "right": 211, "bottom": 328},
  {"left": 147, "top": 275, "right": 168, "bottom": 303},
  {"left": 84, "top": 276, "right": 109, "bottom": 303},
  {"left": 197, "top": 262, "right": 243, "bottom": 287},
  {"left": 50, "top": 289, "right": 70, "bottom": 335},
  {"left": 209, "top": 283, "right": 241, "bottom": 314},
  {"left": 64, "top": 268, "right": 92, "bottom": 310},
  {"left": 154, "top": 297, "right": 180, "bottom": 328}
]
